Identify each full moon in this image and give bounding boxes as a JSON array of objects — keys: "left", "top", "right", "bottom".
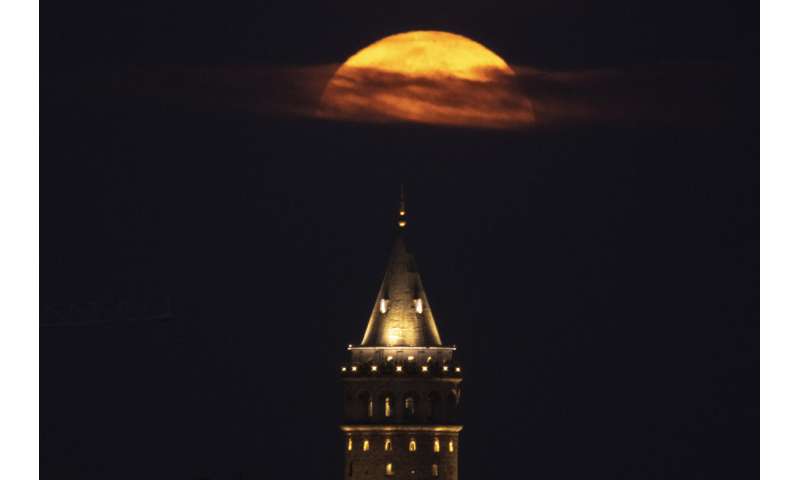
[{"left": 318, "top": 31, "right": 535, "bottom": 128}]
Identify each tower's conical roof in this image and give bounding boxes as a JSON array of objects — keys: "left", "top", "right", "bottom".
[{"left": 360, "top": 191, "right": 442, "bottom": 347}]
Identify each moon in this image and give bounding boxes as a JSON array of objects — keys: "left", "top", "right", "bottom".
[{"left": 318, "top": 31, "right": 535, "bottom": 128}]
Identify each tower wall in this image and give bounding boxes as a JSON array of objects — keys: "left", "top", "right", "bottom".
[{"left": 341, "top": 352, "right": 462, "bottom": 480}]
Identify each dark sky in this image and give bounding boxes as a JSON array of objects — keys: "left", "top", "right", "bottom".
[{"left": 42, "top": 1, "right": 758, "bottom": 479}]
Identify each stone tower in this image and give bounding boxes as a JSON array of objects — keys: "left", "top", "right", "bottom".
[{"left": 341, "top": 192, "right": 463, "bottom": 480}]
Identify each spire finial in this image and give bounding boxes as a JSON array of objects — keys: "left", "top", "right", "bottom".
[{"left": 398, "top": 184, "right": 407, "bottom": 229}]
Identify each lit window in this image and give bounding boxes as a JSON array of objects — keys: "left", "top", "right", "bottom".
[
  {"left": 386, "top": 463, "right": 394, "bottom": 476},
  {"left": 380, "top": 299, "right": 388, "bottom": 314},
  {"left": 368, "top": 399, "right": 374, "bottom": 417},
  {"left": 351, "top": 365, "right": 358, "bottom": 372},
  {"left": 396, "top": 365, "right": 403, "bottom": 373},
  {"left": 385, "top": 397, "right": 392, "bottom": 417},
  {"left": 347, "top": 437, "right": 352, "bottom": 451},
  {"left": 407, "top": 356, "right": 414, "bottom": 361},
  {"left": 442, "top": 366, "right": 449, "bottom": 372},
  {"left": 371, "top": 365, "right": 378, "bottom": 372},
  {"left": 448, "top": 440, "right": 454, "bottom": 453},
  {"left": 421, "top": 365, "right": 429, "bottom": 372},
  {"left": 433, "top": 438, "right": 440, "bottom": 453},
  {"left": 384, "top": 438, "right": 392, "bottom": 451},
  {"left": 363, "top": 439, "right": 370, "bottom": 451},
  {"left": 455, "top": 367, "right": 461, "bottom": 373},
  {"left": 432, "top": 464, "right": 439, "bottom": 477},
  {"left": 387, "top": 356, "right": 393, "bottom": 362},
  {"left": 427, "top": 356, "right": 432, "bottom": 363},
  {"left": 409, "top": 438, "right": 417, "bottom": 452},
  {"left": 414, "top": 298, "right": 423, "bottom": 314}
]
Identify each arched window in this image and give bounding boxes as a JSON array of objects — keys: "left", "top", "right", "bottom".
[
  {"left": 384, "top": 396, "right": 392, "bottom": 417},
  {"left": 433, "top": 438, "right": 440, "bottom": 453},
  {"left": 384, "top": 438, "right": 392, "bottom": 451},
  {"left": 347, "top": 437, "right": 352, "bottom": 451},
  {"left": 362, "top": 439, "right": 370, "bottom": 452},
  {"left": 432, "top": 464, "right": 439, "bottom": 477},
  {"left": 404, "top": 396, "right": 415, "bottom": 416},
  {"left": 385, "top": 463, "right": 394, "bottom": 476},
  {"left": 448, "top": 440, "right": 455, "bottom": 453},
  {"left": 409, "top": 438, "right": 417, "bottom": 452},
  {"left": 358, "top": 392, "right": 372, "bottom": 420}
]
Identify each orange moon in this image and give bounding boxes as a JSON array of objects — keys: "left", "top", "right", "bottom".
[{"left": 318, "top": 31, "right": 535, "bottom": 128}]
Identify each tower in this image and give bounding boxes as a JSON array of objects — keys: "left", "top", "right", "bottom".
[{"left": 341, "top": 192, "right": 463, "bottom": 480}]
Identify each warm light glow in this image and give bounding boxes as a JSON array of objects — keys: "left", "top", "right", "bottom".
[
  {"left": 448, "top": 440, "right": 454, "bottom": 453},
  {"left": 398, "top": 220, "right": 407, "bottom": 228},
  {"left": 371, "top": 365, "right": 378, "bottom": 372},
  {"left": 407, "top": 356, "right": 414, "bottom": 361},
  {"left": 442, "top": 366, "right": 449, "bottom": 372},
  {"left": 434, "top": 438, "right": 440, "bottom": 453},
  {"left": 387, "top": 327, "right": 401, "bottom": 345},
  {"left": 421, "top": 365, "right": 429, "bottom": 372},
  {"left": 363, "top": 439, "right": 370, "bottom": 451},
  {"left": 341, "top": 366, "right": 347, "bottom": 372},
  {"left": 386, "top": 463, "right": 394, "bottom": 476},
  {"left": 347, "top": 437, "right": 353, "bottom": 451},
  {"left": 368, "top": 398, "right": 374, "bottom": 418},
  {"left": 396, "top": 365, "right": 403, "bottom": 372},
  {"left": 380, "top": 299, "right": 388, "bottom": 314},
  {"left": 432, "top": 464, "right": 439, "bottom": 477},
  {"left": 414, "top": 298, "right": 423, "bottom": 314},
  {"left": 385, "top": 397, "right": 392, "bottom": 417},
  {"left": 387, "top": 356, "right": 394, "bottom": 361},
  {"left": 409, "top": 438, "right": 417, "bottom": 451},
  {"left": 351, "top": 365, "right": 358, "bottom": 372},
  {"left": 399, "top": 210, "right": 406, "bottom": 216},
  {"left": 455, "top": 367, "right": 461, "bottom": 373},
  {"left": 385, "top": 438, "right": 392, "bottom": 451},
  {"left": 318, "top": 31, "right": 535, "bottom": 128}
]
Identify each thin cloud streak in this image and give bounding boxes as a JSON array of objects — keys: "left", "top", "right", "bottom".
[{"left": 105, "top": 62, "right": 740, "bottom": 129}]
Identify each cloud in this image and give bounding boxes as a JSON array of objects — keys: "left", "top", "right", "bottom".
[{"left": 106, "top": 62, "right": 740, "bottom": 130}]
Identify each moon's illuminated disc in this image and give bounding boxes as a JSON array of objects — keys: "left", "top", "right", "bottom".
[{"left": 318, "top": 31, "right": 534, "bottom": 128}]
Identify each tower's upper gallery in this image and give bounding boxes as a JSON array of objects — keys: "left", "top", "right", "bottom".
[{"left": 360, "top": 234, "right": 443, "bottom": 347}]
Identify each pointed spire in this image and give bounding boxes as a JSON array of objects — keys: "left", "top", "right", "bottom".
[{"left": 360, "top": 190, "right": 443, "bottom": 347}]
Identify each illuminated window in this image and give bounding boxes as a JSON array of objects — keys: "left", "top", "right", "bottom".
[
  {"left": 448, "top": 440, "right": 454, "bottom": 453},
  {"left": 371, "top": 365, "right": 378, "bottom": 372},
  {"left": 442, "top": 365, "right": 449, "bottom": 372},
  {"left": 407, "top": 355, "right": 414, "bottom": 361},
  {"left": 384, "top": 438, "right": 392, "bottom": 451},
  {"left": 384, "top": 397, "right": 392, "bottom": 417},
  {"left": 351, "top": 365, "right": 358, "bottom": 372},
  {"left": 380, "top": 299, "right": 388, "bottom": 314},
  {"left": 455, "top": 367, "right": 461, "bottom": 373},
  {"left": 414, "top": 298, "right": 423, "bottom": 314},
  {"left": 362, "top": 439, "right": 370, "bottom": 451},
  {"left": 405, "top": 397, "right": 415, "bottom": 416},
  {"left": 432, "top": 464, "right": 439, "bottom": 477},
  {"left": 347, "top": 437, "right": 352, "bottom": 451},
  {"left": 421, "top": 365, "right": 429, "bottom": 372},
  {"left": 427, "top": 356, "right": 432, "bottom": 363},
  {"left": 386, "top": 463, "right": 394, "bottom": 476},
  {"left": 396, "top": 365, "right": 403, "bottom": 372},
  {"left": 387, "top": 356, "right": 393, "bottom": 362},
  {"left": 409, "top": 438, "right": 417, "bottom": 452},
  {"left": 368, "top": 399, "right": 374, "bottom": 418},
  {"left": 433, "top": 438, "right": 440, "bottom": 453}
]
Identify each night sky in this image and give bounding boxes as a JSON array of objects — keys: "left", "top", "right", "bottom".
[{"left": 42, "top": 1, "right": 758, "bottom": 479}]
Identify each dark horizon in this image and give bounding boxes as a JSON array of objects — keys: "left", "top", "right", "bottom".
[{"left": 43, "top": 1, "right": 758, "bottom": 479}]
